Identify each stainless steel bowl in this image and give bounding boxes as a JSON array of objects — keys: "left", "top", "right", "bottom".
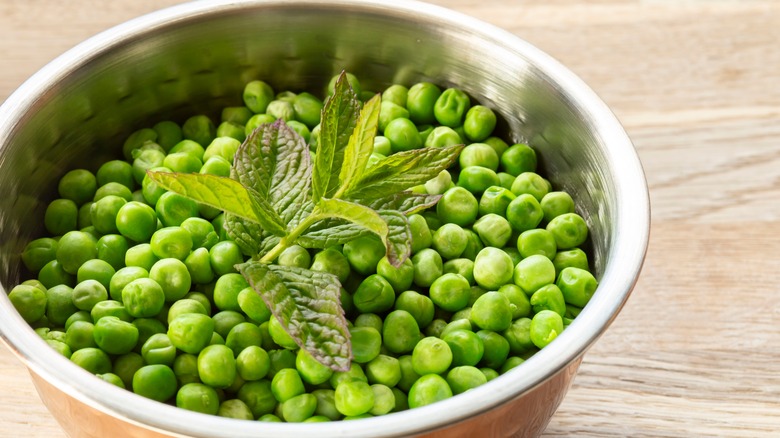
[{"left": 0, "top": 1, "right": 650, "bottom": 436}]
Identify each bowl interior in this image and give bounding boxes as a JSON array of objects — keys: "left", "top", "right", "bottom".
[{"left": 0, "top": 1, "right": 649, "bottom": 437}]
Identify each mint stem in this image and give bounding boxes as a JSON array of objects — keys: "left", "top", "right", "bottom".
[{"left": 258, "top": 208, "right": 324, "bottom": 264}]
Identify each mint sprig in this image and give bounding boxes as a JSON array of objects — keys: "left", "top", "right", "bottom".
[{"left": 148, "top": 72, "right": 464, "bottom": 371}]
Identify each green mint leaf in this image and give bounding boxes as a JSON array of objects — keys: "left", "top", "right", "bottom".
[
  {"left": 378, "top": 210, "right": 412, "bottom": 267},
  {"left": 315, "top": 198, "right": 389, "bottom": 244},
  {"left": 345, "top": 144, "right": 465, "bottom": 201},
  {"left": 312, "top": 72, "right": 360, "bottom": 202},
  {"left": 233, "top": 120, "right": 311, "bottom": 226},
  {"left": 146, "top": 171, "right": 264, "bottom": 224},
  {"left": 237, "top": 261, "right": 351, "bottom": 371},
  {"left": 336, "top": 94, "right": 381, "bottom": 197},
  {"left": 223, "top": 214, "right": 279, "bottom": 256},
  {"left": 363, "top": 191, "right": 442, "bottom": 215},
  {"left": 297, "top": 221, "right": 371, "bottom": 249}
]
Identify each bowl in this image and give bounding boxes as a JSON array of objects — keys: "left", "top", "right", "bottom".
[{"left": 0, "top": 0, "right": 650, "bottom": 436}]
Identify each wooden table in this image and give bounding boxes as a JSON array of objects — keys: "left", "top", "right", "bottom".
[{"left": 2, "top": 1, "right": 778, "bottom": 436}]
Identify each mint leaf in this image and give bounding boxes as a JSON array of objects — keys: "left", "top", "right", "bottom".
[
  {"left": 312, "top": 72, "right": 360, "bottom": 202},
  {"left": 315, "top": 198, "right": 389, "bottom": 242},
  {"left": 345, "top": 144, "right": 464, "bottom": 201},
  {"left": 237, "top": 261, "right": 351, "bottom": 371},
  {"left": 335, "top": 94, "right": 380, "bottom": 197},
  {"left": 379, "top": 210, "right": 413, "bottom": 266},
  {"left": 233, "top": 120, "right": 311, "bottom": 226},
  {"left": 297, "top": 221, "right": 371, "bottom": 249},
  {"left": 146, "top": 171, "right": 277, "bottom": 226},
  {"left": 363, "top": 191, "right": 441, "bottom": 215},
  {"left": 223, "top": 214, "right": 279, "bottom": 256}
]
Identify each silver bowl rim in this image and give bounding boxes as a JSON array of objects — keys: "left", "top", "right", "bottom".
[{"left": 0, "top": 0, "right": 650, "bottom": 436}]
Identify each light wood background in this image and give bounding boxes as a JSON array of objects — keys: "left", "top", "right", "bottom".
[{"left": 2, "top": 0, "right": 779, "bottom": 436}]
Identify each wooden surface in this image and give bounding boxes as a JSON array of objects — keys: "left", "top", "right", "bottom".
[{"left": 2, "top": 0, "right": 779, "bottom": 436}]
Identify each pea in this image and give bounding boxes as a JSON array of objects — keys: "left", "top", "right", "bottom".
[
  {"left": 556, "top": 267, "right": 598, "bottom": 307},
  {"left": 410, "top": 248, "right": 443, "bottom": 288},
  {"left": 176, "top": 383, "right": 220, "bottom": 415},
  {"left": 530, "top": 310, "right": 564, "bottom": 348},
  {"left": 350, "top": 326, "right": 382, "bottom": 364},
  {"left": 93, "top": 316, "right": 138, "bottom": 354},
  {"left": 502, "top": 318, "right": 534, "bottom": 354},
  {"left": 428, "top": 273, "right": 470, "bottom": 313},
  {"left": 58, "top": 169, "right": 97, "bottom": 205},
  {"left": 155, "top": 192, "right": 199, "bottom": 228},
  {"left": 271, "top": 368, "right": 305, "bottom": 403},
  {"left": 238, "top": 379, "right": 277, "bottom": 418},
  {"left": 281, "top": 393, "right": 318, "bottom": 422},
  {"left": 196, "top": 344, "right": 237, "bottom": 389},
  {"left": 408, "top": 374, "right": 452, "bottom": 408},
  {"left": 405, "top": 82, "right": 441, "bottom": 125},
  {"left": 498, "top": 284, "right": 531, "bottom": 319},
  {"left": 96, "top": 234, "right": 130, "bottom": 271},
  {"left": 44, "top": 284, "right": 77, "bottom": 326},
  {"left": 71, "top": 279, "right": 107, "bottom": 312},
  {"left": 547, "top": 212, "right": 589, "bottom": 250},
  {"left": 411, "top": 336, "right": 452, "bottom": 375},
  {"left": 432, "top": 223, "right": 467, "bottom": 260},
  {"left": 463, "top": 105, "right": 497, "bottom": 142},
  {"left": 122, "top": 128, "right": 157, "bottom": 160},
  {"left": 182, "top": 115, "right": 216, "bottom": 148},
  {"left": 446, "top": 365, "right": 487, "bottom": 395},
  {"left": 382, "top": 310, "right": 420, "bottom": 355},
  {"left": 168, "top": 313, "right": 214, "bottom": 354},
  {"left": 514, "top": 254, "right": 556, "bottom": 294},
  {"left": 243, "top": 80, "right": 275, "bottom": 113},
  {"left": 218, "top": 399, "right": 254, "bottom": 420},
  {"left": 552, "top": 248, "right": 590, "bottom": 274},
  {"left": 393, "top": 290, "right": 435, "bottom": 330},
  {"left": 237, "top": 287, "right": 271, "bottom": 323},
  {"left": 216, "top": 121, "right": 246, "bottom": 142},
  {"left": 259, "top": 414, "right": 282, "bottom": 422},
  {"left": 268, "top": 315, "right": 298, "bottom": 350},
  {"left": 375, "top": 256, "right": 414, "bottom": 293},
  {"left": 141, "top": 333, "right": 177, "bottom": 366},
  {"left": 38, "top": 260, "right": 74, "bottom": 289},
  {"left": 381, "top": 84, "right": 408, "bottom": 107},
  {"left": 501, "top": 143, "right": 537, "bottom": 176},
  {"left": 434, "top": 88, "right": 470, "bottom": 127},
  {"left": 437, "top": 187, "right": 478, "bottom": 227},
  {"left": 473, "top": 213, "right": 513, "bottom": 248},
  {"left": 64, "top": 320, "right": 96, "bottom": 351},
  {"left": 335, "top": 380, "right": 374, "bottom": 417},
  {"left": 427, "top": 126, "right": 463, "bottom": 150},
  {"left": 225, "top": 322, "right": 263, "bottom": 356},
  {"left": 472, "top": 247, "right": 514, "bottom": 291},
  {"left": 150, "top": 258, "right": 192, "bottom": 302},
  {"left": 132, "top": 149, "right": 166, "bottom": 185},
  {"left": 184, "top": 247, "right": 214, "bottom": 285},
  {"left": 408, "top": 214, "right": 433, "bottom": 254},
  {"left": 46, "top": 340, "right": 72, "bottom": 358},
  {"left": 153, "top": 120, "right": 183, "bottom": 151},
  {"left": 506, "top": 193, "right": 544, "bottom": 233},
  {"left": 209, "top": 240, "right": 244, "bottom": 276},
  {"left": 133, "top": 364, "right": 177, "bottom": 402},
  {"left": 96, "top": 160, "right": 135, "bottom": 190},
  {"left": 45, "top": 199, "right": 78, "bottom": 235},
  {"left": 76, "top": 259, "right": 115, "bottom": 292},
  {"left": 71, "top": 347, "right": 112, "bottom": 374},
  {"left": 56, "top": 231, "right": 97, "bottom": 275},
  {"left": 91, "top": 300, "right": 131, "bottom": 323},
  {"left": 277, "top": 245, "right": 311, "bottom": 269},
  {"left": 329, "top": 362, "right": 367, "bottom": 389},
  {"left": 213, "top": 310, "right": 247, "bottom": 340},
  {"left": 294, "top": 348, "right": 332, "bottom": 385},
  {"left": 22, "top": 237, "right": 59, "bottom": 274},
  {"left": 9, "top": 284, "right": 47, "bottom": 323},
  {"left": 365, "top": 354, "right": 402, "bottom": 387},
  {"left": 385, "top": 118, "right": 422, "bottom": 152},
  {"left": 311, "top": 389, "right": 341, "bottom": 421},
  {"left": 474, "top": 330, "right": 509, "bottom": 369},
  {"left": 343, "top": 235, "right": 386, "bottom": 276},
  {"left": 470, "top": 292, "right": 513, "bottom": 332},
  {"left": 379, "top": 101, "right": 410, "bottom": 132},
  {"left": 442, "top": 329, "right": 484, "bottom": 367},
  {"left": 369, "top": 384, "right": 395, "bottom": 416}
]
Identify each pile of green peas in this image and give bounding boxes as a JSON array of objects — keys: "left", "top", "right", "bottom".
[{"left": 9, "top": 73, "right": 598, "bottom": 422}]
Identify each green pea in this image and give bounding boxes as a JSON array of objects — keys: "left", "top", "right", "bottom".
[
  {"left": 22, "top": 237, "right": 59, "bottom": 274},
  {"left": 64, "top": 320, "right": 97, "bottom": 351},
  {"left": 113, "top": 352, "right": 145, "bottom": 388},
  {"left": 94, "top": 182, "right": 133, "bottom": 202},
  {"left": 141, "top": 166, "right": 170, "bottom": 206},
  {"left": 149, "top": 258, "right": 191, "bottom": 302},
  {"left": 424, "top": 126, "right": 462, "bottom": 149},
  {"left": 58, "top": 169, "right": 97, "bottom": 205},
  {"left": 476, "top": 330, "right": 510, "bottom": 369},
  {"left": 501, "top": 143, "right": 537, "bottom": 176},
  {"left": 546, "top": 212, "right": 589, "bottom": 250},
  {"left": 71, "top": 347, "right": 112, "bottom": 374},
  {"left": 218, "top": 399, "right": 254, "bottom": 420},
  {"left": 471, "top": 247, "right": 514, "bottom": 291},
  {"left": 369, "top": 384, "right": 395, "bottom": 416},
  {"left": 382, "top": 310, "right": 420, "bottom": 355},
  {"left": 294, "top": 348, "right": 332, "bottom": 385},
  {"left": 365, "top": 354, "right": 402, "bottom": 387},
  {"left": 381, "top": 84, "right": 408, "bottom": 107},
  {"left": 213, "top": 310, "right": 247, "bottom": 340},
  {"left": 90, "top": 299, "right": 131, "bottom": 323},
  {"left": 243, "top": 80, "right": 275, "bottom": 113},
  {"left": 460, "top": 143, "right": 499, "bottom": 172},
  {"left": 281, "top": 393, "right": 317, "bottom": 422},
  {"left": 213, "top": 273, "right": 248, "bottom": 312},
  {"left": 168, "top": 313, "right": 214, "bottom": 354},
  {"left": 392, "top": 290, "right": 434, "bottom": 330},
  {"left": 277, "top": 245, "right": 311, "bottom": 269},
  {"left": 96, "top": 372, "right": 125, "bottom": 389},
  {"left": 237, "top": 287, "right": 271, "bottom": 324},
  {"left": 133, "top": 364, "right": 177, "bottom": 402},
  {"left": 502, "top": 318, "right": 534, "bottom": 354},
  {"left": 55, "top": 231, "right": 97, "bottom": 275},
  {"left": 510, "top": 172, "right": 550, "bottom": 202},
  {"left": 385, "top": 117, "right": 422, "bottom": 152},
  {"left": 245, "top": 114, "right": 276, "bottom": 136},
  {"left": 312, "top": 389, "right": 342, "bottom": 421},
  {"left": 335, "top": 379, "right": 374, "bottom": 417},
  {"left": 517, "top": 228, "right": 557, "bottom": 260},
  {"left": 238, "top": 379, "right": 277, "bottom": 418},
  {"left": 271, "top": 368, "right": 306, "bottom": 403},
  {"left": 446, "top": 365, "right": 487, "bottom": 395},
  {"left": 96, "top": 234, "right": 129, "bottom": 271},
  {"left": 259, "top": 414, "right": 282, "bottom": 422},
  {"left": 408, "top": 374, "right": 452, "bottom": 408},
  {"left": 38, "top": 260, "right": 75, "bottom": 289},
  {"left": 373, "top": 256, "right": 412, "bottom": 293},
  {"left": 350, "top": 326, "right": 382, "bottom": 364},
  {"left": 470, "top": 292, "right": 513, "bottom": 332},
  {"left": 427, "top": 272, "right": 469, "bottom": 312},
  {"left": 473, "top": 214, "right": 513, "bottom": 248},
  {"left": 71, "top": 279, "right": 107, "bottom": 312},
  {"left": 268, "top": 315, "right": 298, "bottom": 350},
  {"left": 506, "top": 193, "right": 544, "bottom": 233},
  {"left": 208, "top": 240, "right": 243, "bottom": 276},
  {"left": 514, "top": 254, "right": 556, "bottom": 295},
  {"left": 225, "top": 322, "right": 263, "bottom": 356},
  {"left": 203, "top": 137, "right": 241, "bottom": 164},
  {"left": 411, "top": 248, "right": 443, "bottom": 288},
  {"left": 408, "top": 214, "right": 432, "bottom": 254},
  {"left": 442, "top": 329, "right": 484, "bottom": 367},
  {"left": 45, "top": 199, "right": 78, "bottom": 235},
  {"left": 216, "top": 121, "right": 246, "bottom": 142},
  {"left": 530, "top": 310, "right": 564, "bottom": 348},
  {"left": 556, "top": 267, "right": 598, "bottom": 307},
  {"left": 198, "top": 344, "right": 237, "bottom": 389},
  {"left": 141, "top": 333, "right": 177, "bottom": 366},
  {"left": 76, "top": 258, "right": 115, "bottom": 292},
  {"left": 96, "top": 160, "right": 134, "bottom": 190},
  {"left": 379, "top": 100, "right": 410, "bottom": 132},
  {"left": 406, "top": 82, "right": 441, "bottom": 125},
  {"left": 530, "top": 284, "right": 567, "bottom": 316},
  {"left": 437, "top": 187, "right": 478, "bottom": 227},
  {"left": 9, "top": 284, "right": 47, "bottom": 323},
  {"left": 431, "top": 223, "right": 467, "bottom": 260},
  {"left": 184, "top": 247, "right": 214, "bottom": 284},
  {"left": 182, "top": 115, "right": 216, "bottom": 148},
  {"left": 463, "top": 105, "right": 497, "bottom": 142},
  {"left": 411, "top": 336, "right": 452, "bottom": 376},
  {"left": 153, "top": 121, "right": 183, "bottom": 151},
  {"left": 373, "top": 136, "right": 392, "bottom": 156},
  {"left": 442, "top": 258, "right": 475, "bottom": 286},
  {"left": 343, "top": 235, "right": 386, "bottom": 276},
  {"left": 46, "top": 340, "right": 71, "bottom": 358},
  {"left": 498, "top": 284, "right": 531, "bottom": 319},
  {"left": 176, "top": 383, "right": 220, "bottom": 415},
  {"left": 131, "top": 149, "right": 166, "bottom": 185},
  {"left": 93, "top": 315, "right": 138, "bottom": 354},
  {"left": 553, "top": 248, "right": 590, "bottom": 275},
  {"left": 434, "top": 88, "right": 470, "bottom": 127},
  {"left": 45, "top": 284, "right": 77, "bottom": 326},
  {"left": 540, "top": 191, "right": 575, "bottom": 223}
]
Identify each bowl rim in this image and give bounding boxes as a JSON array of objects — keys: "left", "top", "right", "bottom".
[{"left": 0, "top": 0, "right": 650, "bottom": 436}]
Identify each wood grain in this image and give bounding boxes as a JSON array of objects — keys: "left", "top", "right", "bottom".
[{"left": 3, "top": 0, "right": 780, "bottom": 436}]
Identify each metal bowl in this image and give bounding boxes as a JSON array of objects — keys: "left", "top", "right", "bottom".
[{"left": 0, "top": 1, "right": 649, "bottom": 436}]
